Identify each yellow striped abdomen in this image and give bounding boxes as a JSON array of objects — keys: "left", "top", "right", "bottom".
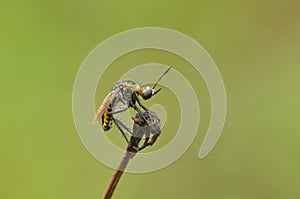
[{"left": 101, "top": 105, "right": 113, "bottom": 131}]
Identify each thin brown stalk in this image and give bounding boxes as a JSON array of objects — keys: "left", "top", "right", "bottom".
[
  {"left": 103, "top": 111, "right": 160, "bottom": 199},
  {"left": 103, "top": 151, "right": 136, "bottom": 199}
]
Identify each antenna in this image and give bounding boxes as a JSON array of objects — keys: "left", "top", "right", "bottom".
[{"left": 152, "top": 66, "right": 172, "bottom": 89}]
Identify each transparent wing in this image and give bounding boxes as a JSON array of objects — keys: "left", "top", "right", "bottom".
[{"left": 92, "top": 87, "right": 121, "bottom": 125}]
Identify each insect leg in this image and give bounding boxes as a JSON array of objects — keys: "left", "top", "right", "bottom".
[
  {"left": 113, "top": 117, "right": 133, "bottom": 135},
  {"left": 112, "top": 117, "right": 130, "bottom": 143},
  {"left": 129, "top": 101, "right": 151, "bottom": 126},
  {"left": 148, "top": 133, "right": 160, "bottom": 146},
  {"left": 137, "top": 137, "right": 150, "bottom": 151},
  {"left": 108, "top": 105, "right": 129, "bottom": 115},
  {"left": 130, "top": 102, "right": 142, "bottom": 114},
  {"left": 129, "top": 101, "right": 148, "bottom": 117},
  {"left": 138, "top": 134, "right": 160, "bottom": 151},
  {"left": 136, "top": 97, "right": 149, "bottom": 112},
  {"left": 136, "top": 128, "right": 151, "bottom": 151}
]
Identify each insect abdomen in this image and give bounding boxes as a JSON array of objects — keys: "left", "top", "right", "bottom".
[{"left": 102, "top": 105, "right": 113, "bottom": 131}]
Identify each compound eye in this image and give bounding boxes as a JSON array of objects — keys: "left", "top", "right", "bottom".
[{"left": 142, "top": 86, "right": 153, "bottom": 100}]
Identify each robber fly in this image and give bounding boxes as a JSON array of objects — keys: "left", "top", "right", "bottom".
[{"left": 92, "top": 66, "right": 171, "bottom": 140}]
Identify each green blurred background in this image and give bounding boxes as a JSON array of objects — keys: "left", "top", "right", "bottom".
[{"left": 1, "top": 0, "right": 300, "bottom": 198}]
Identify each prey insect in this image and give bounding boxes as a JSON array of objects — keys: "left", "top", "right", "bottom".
[
  {"left": 127, "top": 111, "right": 161, "bottom": 152},
  {"left": 93, "top": 66, "right": 171, "bottom": 142},
  {"left": 102, "top": 111, "right": 162, "bottom": 199},
  {"left": 113, "top": 111, "right": 161, "bottom": 152}
]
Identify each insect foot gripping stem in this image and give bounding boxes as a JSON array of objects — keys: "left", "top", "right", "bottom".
[{"left": 127, "top": 111, "right": 161, "bottom": 153}]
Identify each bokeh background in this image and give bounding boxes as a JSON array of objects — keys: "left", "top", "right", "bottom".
[{"left": 1, "top": 0, "right": 300, "bottom": 198}]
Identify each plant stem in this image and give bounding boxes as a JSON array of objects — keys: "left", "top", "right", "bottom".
[{"left": 103, "top": 151, "right": 136, "bottom": 199}]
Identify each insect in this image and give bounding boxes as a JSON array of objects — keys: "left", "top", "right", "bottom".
[
  {"left": 112, "top": 111, "right": 161, "bottom": 152},
  {"left": 93, "top": 66, "right": 171, "bottom": 141},
  {"left": 127, "top": 111, "right": 161, "bottom": 152}
]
